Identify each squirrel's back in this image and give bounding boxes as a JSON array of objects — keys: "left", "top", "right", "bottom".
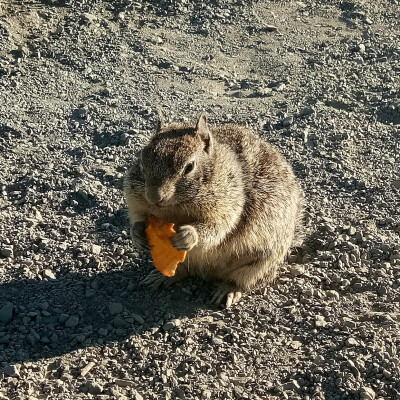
[{"left": 210, "top": 123, "right": 304, "bottom": 249}]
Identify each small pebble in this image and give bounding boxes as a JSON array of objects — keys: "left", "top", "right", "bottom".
[
  {"left": 0, "top": 302, "right": 14, "bottom": 324},
  {"left": 163, "top": 319, "right": 181, "bottom": 331},
  {"left": 91, "top": 244, "right": 101, "bottom": 254},
  {"left": 289, "top": 265, "right": 305, "bottom": 276},
  {"left": 65, "top": 316, "right": 79, "bottom": 328},
  {"left": 346, "top": 337, "right": 359, "bottom": 346},
  {"left": 131, "top": 313, "right": 145, "bottom": 324},
  {"left": 1, "top": 247, "right": 13, "bottom": 258},
  {"left": 360, "top": 387, "right": 376, "bottom": 400},
  {"left": 109, "top": 302, "right": 123, "bottom": 315},
  {"left": 299, "top": 107, "right": 315, "bottom": 117},
  {"left": 115, "top": 378, "right": 135, "bottom": 387},
  {"left": 98, "top": 327, "right": 108, "bottom": 336},
  {"left": 44, "top": 269, "right": 56, "bottom": 279},
  {"left": 2, "top": 364, "right": 20, "bottom": 377},
  {"left": 80, "top": 362, "right": 95, "bottom": 377}
]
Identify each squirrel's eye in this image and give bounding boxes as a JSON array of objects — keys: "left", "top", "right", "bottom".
[{"left": 184, "top": 161, "right": 195, "bottom": 175}]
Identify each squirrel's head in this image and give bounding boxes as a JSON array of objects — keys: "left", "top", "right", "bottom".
[{"left": 141, "top": 113, "right": 213, "bottom": 206}]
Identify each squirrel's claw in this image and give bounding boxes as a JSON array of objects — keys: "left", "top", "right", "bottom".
[
  {"left": 130, "top": 222, "right": 149, "bottom": 251},
  {"left": 140, "top": 269, "right": 185, "bottom": 291},
  {"left": 211, "top": 285, "right": 242, "bottom": 308},
  {"left": 226, "top": 291, "right": 243, "bottom": 308},
  {"left": 140, "top": 270, "right": 168, "bottom": 291}
]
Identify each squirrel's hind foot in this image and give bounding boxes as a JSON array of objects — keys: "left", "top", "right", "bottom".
[
  {"left": 141, "top": 268, "right": 187, "bottom": 291},
  {"left": 211, "top": 284, "right": 243, "bottom": 308}
]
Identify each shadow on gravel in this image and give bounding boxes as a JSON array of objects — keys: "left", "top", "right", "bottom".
[
  {"left": 94, "top": 207, "right": 128, "bottom": 240},
  {"left": 292, "top": 370, "right": 359, "bottom": 400},
  {"left": 0, "top": 125, "right": 23, "bottom": 151},
  {"left": 92, "top": 130, "right": 129, "bottom": 148},
  {"left": 375, "top": 104, "right": 400, "bottom": 125},
  {"left": 0, "top": 267, "right": 206, "bottom": 365},
  {"left": 60, "top": 191, "right": 100, "bottom": 214}
]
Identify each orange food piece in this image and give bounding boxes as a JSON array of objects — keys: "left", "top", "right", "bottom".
[{"left": 145, "top": 216, "right": 187, "bottom": 277}]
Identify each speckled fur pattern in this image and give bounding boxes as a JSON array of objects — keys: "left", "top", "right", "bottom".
[{"left": 124, "top": 116, "right": 304, "bottom": 292}]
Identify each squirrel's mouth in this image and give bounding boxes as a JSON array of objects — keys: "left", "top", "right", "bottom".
[
  {"left": 156, "top": 198, "right": 176, "bottom": 208},
  {"left": 150, "top": 198, "right": 172, "bottom": 208}
]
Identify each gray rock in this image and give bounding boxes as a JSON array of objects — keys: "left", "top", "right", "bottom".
[
  {"left": 98, "top": 327, "right": 108, "bottom": 336},
  {"left": 44, "top": 269, "right": 56, "bottom": 279},
  {"left": 299, "top": 107, "right": 315, "bottom": 117},
  {"left": 360, "top": 387, "right": 376, "bottom": 400},
  {"left": 81, "top": 13, "right": 97, "bottom": 24},
  {"left": 80, "top": 362, "right": 95, "bottom": 377},
  {"left": 91, "top": 244, "right": 101, "bottom": 254},
  {"left": 26, "top": 334, "right": 37, "bottom": 346},
  {"left": 274, "top": 82, "right": 286, "bottom": 91},
  {"left": 325, "top": 290, "right": 340, "bottom": 300},
  {"left": 59, "top": 314, "right": 70, "bottom": 324},
  {"left": 283, "top": 379, "right": 301, "bottom": 392},
  {"left": 348, "top": 226, "right": 356, "bottom": 235},
  {"left": 50, "top": 332, "right": 58, "bottom": 343},
  {"left": 1, "top": 247, "right": 13, "bottom": 258},
  {"left": 315, "top": 316, "right": 327, "bottom": 328},
  {"left": 282, "top": 116, "right": 294, "bottom": 127},
  {"left": 2, "top": 364, "right": 20, "bottom": 377},
  {"left": 346, "top": 337, "right": 359, "bottom": 346},
  {"left": 356, "top": 43, "right": 366, "bottom": 53},
  {"left": 313, "top": 355, "right": 325, "bottom": 365},
  {"left": 113, "top": 316, "right": 130, "bottom": 328},
  {"left": 341, "top": 317, "right": 356, "bottom": 329},
  {"left": 115, "top": 378, "right": 135, "bottom": 387},
  {"left": 377, "top": 286, "right": 387, "bottom": 296},
  {"left": 65, "top": 316, "right": 79, "bottom": 328},
  {"left": 212, "top": 335, "right": 224, "bottom": 345},
  {"left": 175, "top": 388, "right": 186, "bottom": 399},
  {"left": 133, "top": 391, "right": 144, "bottom": 400},
  {"left": 262, "top": 24, "right": 278, "bottom": 32},
  {"left": 109, "top": 302, "right": 123, "bottom": 315},
  {"left": 0, "top": 302, "right": 13, "bottom": 324},
  {"left": 0, "top": 334, "right": 10, "bottom": 344},
  {"left": 131, "top": 313, "right": 145, "bottom": 324},
  {"left": 289, "top": 265, "right": 305, "bottom": 277},
  {"left": 86, "top": 382, "right": 103, "bottom": 395},
  {"left": 258, "top": 87, "right": 273, "bottom": 96},
  {"left": 85, "top": 289, "right": 96, "bottom": 298},
  {"left": 163, "top": 319, "right": 181, "bottom": 331}
]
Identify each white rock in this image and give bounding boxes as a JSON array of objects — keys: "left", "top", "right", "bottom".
[
  {"left": 91, "top": 244, "right": 101, "bottom": 254},
  {"left": 44, "top": 269, "right": 56, "bottom": 279}
]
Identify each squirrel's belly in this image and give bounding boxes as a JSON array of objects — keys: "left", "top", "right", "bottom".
[
  {"left": 183, "top": 243, "right": 250, "bottom": 279},
  {"left": 183, "top": 246, "right": 228, "bottom": 278}
]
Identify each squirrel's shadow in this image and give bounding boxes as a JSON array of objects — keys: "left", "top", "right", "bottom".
[{"left": 0, "top": 267, "right": 207, "bottom": 365}]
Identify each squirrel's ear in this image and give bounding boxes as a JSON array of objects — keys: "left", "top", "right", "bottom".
[
  {"left": 195, "top": 113, "right": 213, "bottom": 154},
  {"left": 156, "top": 108, "right": 164, "bottom": 132}
]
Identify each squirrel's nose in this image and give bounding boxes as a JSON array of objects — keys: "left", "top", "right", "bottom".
[
  {"left": 145, "top": 183, "right": 174, "bottom": 205},
  {"left": 145, "top": 187, "right": 163, "bottom": 204}
]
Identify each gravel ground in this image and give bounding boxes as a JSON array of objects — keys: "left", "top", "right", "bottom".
[{"left": 1, "top": 0, "right": 399, "bottom": 399}]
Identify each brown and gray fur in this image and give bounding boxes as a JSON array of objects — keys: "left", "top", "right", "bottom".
[{"left": 123, "top": 113, "right": 304, "bottom": 305}]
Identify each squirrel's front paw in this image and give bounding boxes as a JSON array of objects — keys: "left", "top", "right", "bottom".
[
  {"left": 170, "top": 225, "right": 199, "bottom": 251},
  {"left": 130, "top": 221, "right": 149, "bottom": 250}
]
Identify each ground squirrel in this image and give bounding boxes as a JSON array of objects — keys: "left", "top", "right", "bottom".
[{"left": 124, "top": 113, "right": 304, "bottom": 307}]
